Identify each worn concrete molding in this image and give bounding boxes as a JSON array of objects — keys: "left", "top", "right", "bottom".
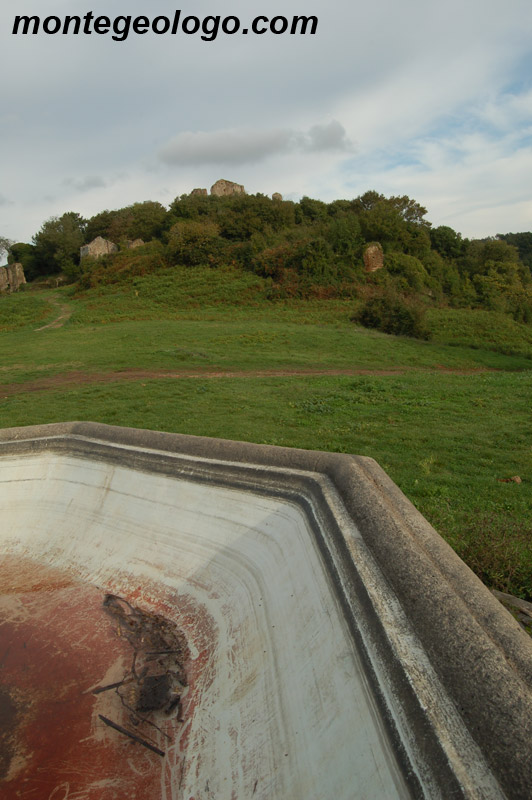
[{"left": 1, "top": 421, "right": 531, "bottom": 798}]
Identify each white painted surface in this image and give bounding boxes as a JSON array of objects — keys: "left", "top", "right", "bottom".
[{"left": 0, "top": 452, "right": 411, "bottom": 799}]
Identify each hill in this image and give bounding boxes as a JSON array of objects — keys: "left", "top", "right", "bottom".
[
  {"left": 1, "top": 190, "right": 531, "bottom": 603},
  {"left": 5, "top": 190, "right": 532, "bottom": 331}
]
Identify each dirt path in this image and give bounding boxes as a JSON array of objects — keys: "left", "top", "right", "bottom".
[
  {"left": 35, "top": 295, "right": 73, "bottom": 331},
  {"left": 0, "top": 365, "right": 497, "bottom": 398}
]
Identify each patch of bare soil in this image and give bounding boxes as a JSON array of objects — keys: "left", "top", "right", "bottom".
[
  {"left": 0, "top": 365, "right": 496, "bottom": 397},
  {"left": 34, "top": 294, "right": 73, "bottom": 331}
]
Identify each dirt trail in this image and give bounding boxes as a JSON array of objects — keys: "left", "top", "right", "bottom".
[
  {"left": 35, "top": 295, "right": 73, "bottom": 331},
  {"left": 0, "top": 365, "right": 497, "bottom": 398}
]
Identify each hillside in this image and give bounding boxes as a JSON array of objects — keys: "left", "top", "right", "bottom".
[
  {"left": 5, "top": 190, "right": 532, "bottom": 332},
  {"left": 1, "top": 190, "right": 531, "bottom": 603}
]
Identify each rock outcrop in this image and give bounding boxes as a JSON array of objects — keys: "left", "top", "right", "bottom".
[
  {"left": 0, "top": 263, "right": 26, "bottom": 293},
  {"left": 363, "top": 243, "right": 384, "bottom": 272},
  {"left": 210, "top": 179, "right": 245, "bottom": 197},
  {"left": 127, "top": 239, "right": 144, "bottom": 250},
  {"left": 272, "top": 192, "right": 283, "bottom": 202},
  {"left": 190, "top": 188, "right": 208, "bottom": 197},
  {"left": 80, "top": 236, "right": 118, "bottom": 260}
]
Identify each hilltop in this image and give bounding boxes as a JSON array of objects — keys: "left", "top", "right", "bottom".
[{"left": 3, "top": 188, "right": 532, "bottom": 338}]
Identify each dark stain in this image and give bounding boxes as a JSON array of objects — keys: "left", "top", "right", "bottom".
[
  {"left": 0, "top": 686, "right": 17, "bottom": 780},
  {"left": 97, "top": 594, "right": 189, "bottom": 742}
]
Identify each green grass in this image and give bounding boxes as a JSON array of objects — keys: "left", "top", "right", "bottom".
[
  {"left": 0, "top": 280, "right": 531, "bottom": 600},
  {"left": 0, "top": 291, "right": 52, "bottom": 331},
  {"left": 429, "top": 307, "right": 532, "bottom": 359}
]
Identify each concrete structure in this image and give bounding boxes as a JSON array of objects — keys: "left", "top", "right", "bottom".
[
  {"left": 0, "top": 422, "right": 531, "bottom": 799},
  {"left": 80, "top": 236, "right": 118, "bottom": 259},
  {"left": 364, "top": 242, "right": 384, "bottom": 272},
  {"left": 210, "top": 178, "right": 245, "bottom": 197},
  {"left": 0, "top": 262, "right": 26, "bottom": 292}
]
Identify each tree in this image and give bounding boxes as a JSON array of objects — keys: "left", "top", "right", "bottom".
[
  {"left": 85, "top": 202, "right": 168, "bottom": 244},
  {"left": 323, "top": 216, "right": 363, "bottom": 262},
  {"left": 8, "top": 243, "right": 38, "bottom": 280},
  {"left": 167, "top": 220, "right": 225, "bottom": 266},
  {"left": 462, "top": 237, "right": 520, "bottom": 276},
  {"left": 32, "top": 212, "right": 86, "bottom": 276},
  {"left": 430, "top": 225, "right": 465, "bottom": 259},
  {"left": 295, "top": 196, "right": 328, "bottom": 224},
  {"left": 0, "top": 236, "right": 13, "bottom": 263},
  {"left": 497, "top": 232, "right": 532, "bottom": 273}
]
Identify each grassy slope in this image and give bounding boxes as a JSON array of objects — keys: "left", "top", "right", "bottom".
[{"left": 1, "top": 270, "right": 531, "bottom": 598}]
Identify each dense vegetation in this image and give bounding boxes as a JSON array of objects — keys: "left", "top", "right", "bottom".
[
  {"left": 2, "top": 191, "right": 531, "bottom": 602},
  {"left": 5, "top": 191, "right": 532, "bottom": 332}
]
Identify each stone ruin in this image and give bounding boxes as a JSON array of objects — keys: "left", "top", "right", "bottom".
[
  {"left": 189, "top": 182, "right": 283, "bottom": 201},
  {"left": 363, "top": 243, "right": 384, "bottom": 272},
  {"left": 210, "top": 179, "right": 245, "bottom": 197},
  {"left": 80, "top": 237, "right": 145, "bottom": 260},
  {"left": 187, "top": 180, "right": 246, "bottom": 198},
  {"left": 0, "top": 263, "right": 26, "bottom": 293},
  {"left": 80, "top": 236, "right": 118, "bottom": 260}
]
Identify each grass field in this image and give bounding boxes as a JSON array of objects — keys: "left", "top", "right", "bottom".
[{"left": 1, "top": 273, "right": 531, "bottom": 599}]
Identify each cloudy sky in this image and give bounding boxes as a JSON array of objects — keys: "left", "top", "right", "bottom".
[{"left": 1, "top": 0, "right": 531, "bottom": 249}]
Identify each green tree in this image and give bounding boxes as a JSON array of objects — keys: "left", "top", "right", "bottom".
[
  {"left": 430, "top": 225, "right": 465, "bottom": 260},
  {"left": 86, "top": 202, "right": 168, "bottom": 245},
  {"left": 8, "top": 243, "right": 38, "bottom": 281},
  {"left": 385, "top": 253, "right": 428, "bottom": 291},
  {"left": 322, "top": 216, "right": 363, "bottom": 267},
  {"left": 167, "top": 220, "right": 225, "bottom": 266},
  {"left": 497, "top": 232, "right": 532, "bottom": 273},
  {"left": 84, "top": 210, "right": 121, "bottom": 243},
  {"left": 0, "top": 236, "right": 13, "bottom": 263},
  {"left": 33, "top": 212, "right": 86, "bottom": 277},
  {"left": 462, "top": 238, "right": 520, "bottom": 276},
  {"left": 295, "top": 196, "right": 328, "bottom": 224}
]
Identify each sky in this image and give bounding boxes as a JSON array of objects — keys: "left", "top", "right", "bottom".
[{"left": 1, "top": 0, "right": 532, "bottom": 250}]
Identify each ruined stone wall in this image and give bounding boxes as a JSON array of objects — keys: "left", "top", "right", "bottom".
[
  {"left": 0, "top": 263, "right": 26, "bottom": 293},
  {"left": 210, "top": 179, "right": 245, "bottom": 197},
  {"left": 80, "top": 236, "right": 118, "bottom": 259},
  {"left": 363, "top": 243, "right": 384, "bottom": 272}
]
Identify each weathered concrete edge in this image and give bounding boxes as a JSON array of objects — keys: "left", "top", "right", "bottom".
[{"left": 1, "top": 421, "right": 531, "bottom": 798}]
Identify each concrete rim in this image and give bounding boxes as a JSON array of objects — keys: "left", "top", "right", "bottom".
[{"left": 1, "top": 421, "right": 531, "bottom": 798}]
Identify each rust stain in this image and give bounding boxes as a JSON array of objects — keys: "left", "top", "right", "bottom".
[{"left": 0, "top": 555, "right": 198, "bottom": 800}]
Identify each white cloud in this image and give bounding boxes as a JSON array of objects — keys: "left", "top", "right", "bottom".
[
  {"left": 158, "top": 121, "right": 352, "bottom": 166},
  {"left": 2, "top": 0, "right": 532, "bottom": 241},
  {"left": 63, "top": 176, "right": 107, "bottom": 192}
]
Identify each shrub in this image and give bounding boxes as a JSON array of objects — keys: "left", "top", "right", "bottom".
[
  {"left": 167, "top": 220, "right": 225, "bottom": 267},
  {"left": 354, "top": 291, "right": 431, "bottom": 339},
  {"left": 385, "top": 252, "right": 428, "bottom": 291}
]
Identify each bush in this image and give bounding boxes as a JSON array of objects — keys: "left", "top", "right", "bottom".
[
  {"left": 385, "top": 252, "right": 428, "bottom": 291},
  {"left": 354, "top": 291, "right": 431, "bottom": 339},
  {"left": 167, "top": 220, "right": 225, "bottom": 267}
]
